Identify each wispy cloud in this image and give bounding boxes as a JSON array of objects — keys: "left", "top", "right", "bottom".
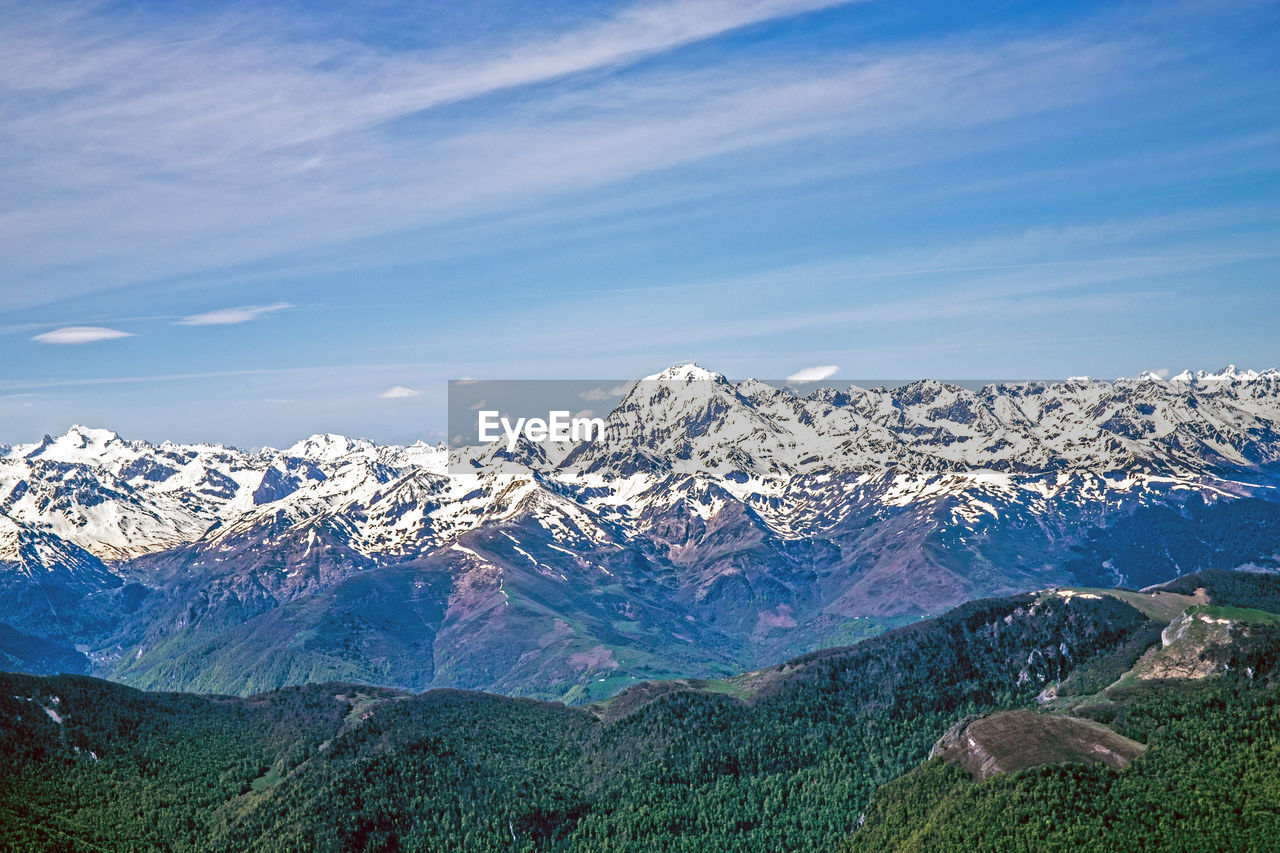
[
  {"left": 0, "top": 0, "right": 1192, "bottom": 310},
  {"left": 378, "top": 386, "right": 420, "bottom": 399},
  {"left": 787, "top": 365, "right": 839, "bottom": 382},
  {"left": 0, "top": 1, "right": 870, "bottom": 305},
  {"left": 32, "top": 326, "right": 133, "bottom": 345},
  {"left": 580, "top": 384, "right": 633, "bottom": 401},
  {"left": 493, "top": 204, "right": 1279, "bottom": 361},
  {"left": 176, "top": 303, "right": 293, "bottom": 326}
]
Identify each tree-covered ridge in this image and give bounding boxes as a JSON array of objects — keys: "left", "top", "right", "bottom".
[
  {"left": 0, "top": 678, "right": 376, "bottom": 850},
  {"left": 843, "top": 572, "right": 1280, "bottom": 852},
  {"left": 6, "top": 570, "right": 1280, "bottom": 851},
  {"left": 1066, "top": 496, "right": 1280, "bottom": 589},
  {"left": 1154, "top": 566, "right": 1280, "bottom": 612},
  {"left": 845, "top": 679, "right": 1280, "bottom": 852},
  {"left": 0, "top": 591, "right": 1148, "bottom": 852}
]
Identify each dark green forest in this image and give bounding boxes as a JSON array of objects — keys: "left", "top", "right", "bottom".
[
  {"left": 3, "top": 573, "right": 1279, "bottom": 851},
  {"left": 846, "top": 678, "right": 1280, "bottom": 852}
]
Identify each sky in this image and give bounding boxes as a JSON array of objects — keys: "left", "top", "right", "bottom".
[{"left": 1, "top": 0, "right": 1278, "bottom": 447}]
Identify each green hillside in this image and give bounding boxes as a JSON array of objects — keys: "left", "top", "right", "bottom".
[
  {"left": 0, "top": 591, "right": 1144, "bottom": 851},
  {"left": 845, "top": 679, "right": 1280, "bottom": 852},
  {"left": 2, "top": 570, "right": 1279, "bottom": 851},
  {"left": 844, "top": 573, "right": 1280, "bottom": 851}
]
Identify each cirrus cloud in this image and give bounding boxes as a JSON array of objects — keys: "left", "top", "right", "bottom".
[
  {"left": 32, "top": 326, "right": 133, "bottom": 345},
  {"left": 176, "top": 303, "right": 293, "bottom": 326}
]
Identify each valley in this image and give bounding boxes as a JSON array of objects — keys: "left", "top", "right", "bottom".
[{"left": 3, "top": 569, "right": 1278, "bottom": 850}]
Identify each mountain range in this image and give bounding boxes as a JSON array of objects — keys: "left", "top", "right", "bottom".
[{"left": 3, "top": 364, "right": 1280, "bottom": 701}]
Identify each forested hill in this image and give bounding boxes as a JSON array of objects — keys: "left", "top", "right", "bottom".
[
  {"left": 843, "top": 569, "right": 1280, "bottom": 851},
  {"left": 3, "top": 572, "right": 1280, "bottom": 851},
  {"left": 845, "top": 678, "right": 1280, "bottom": 851}
]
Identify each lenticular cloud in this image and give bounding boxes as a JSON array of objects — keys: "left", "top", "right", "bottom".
[{"left": 32, "top": 326, "right": 133, "bottom": 345}]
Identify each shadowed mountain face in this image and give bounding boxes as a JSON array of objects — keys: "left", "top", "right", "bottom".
[{"left": 2, "top": 368, "right": 1280, "bottom": 700}]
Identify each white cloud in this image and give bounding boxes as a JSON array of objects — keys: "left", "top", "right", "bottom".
[
  {"left": 579, "top": 383, "right": 633, "bottom": 401},
  {"left": 378, "top": 385, "right": 420, "bottom": 399},
  {"left": 787, "top": 364, "right": 839, "bottom": 382},
  {"left": 176, "top": 302, "right": 292, "bottom": 326},
  {"left": 32, "top": 326, "right": 133, "bottom": 344}
]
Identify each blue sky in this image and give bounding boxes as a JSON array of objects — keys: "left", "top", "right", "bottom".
[{"left": 1, "top": 0, "right": 1278, "bottom": 447}]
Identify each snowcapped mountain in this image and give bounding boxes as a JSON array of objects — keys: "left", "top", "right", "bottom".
[
  {"left": 1168, "top": 365, "right": 1280, "bottom": 384},
  {"left": 0, "top": 512, "right": 112, "bottom": 584},
  {"left": 0, "top": 426, "right": 449, "bottom": 562},
  {"left": 2, "top": 365, "right": 1279, "bottom": 701},
  {"left": 569, "top": 364, "right": 1280, "bottom": 479}
]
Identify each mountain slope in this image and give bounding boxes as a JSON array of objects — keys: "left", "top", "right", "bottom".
[
  {"left": 845, "top": 678, "right": 1280, "bottom": 852},
  {"left": 3, "top": 367, "right": 1280, "bottom": 699},
  {"left": 0, "top": 587, "right": 1150, "bottom": 852},
  {"left": 844, "top": 571, "right": 1280, "bottom": 851},
  {"left": 3, "top": 570, "right": 1279, "bottom": 851}
]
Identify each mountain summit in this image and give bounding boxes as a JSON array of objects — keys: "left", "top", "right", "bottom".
[{"left": 1, "top": 366, "right": 1279, "bottom": 700}]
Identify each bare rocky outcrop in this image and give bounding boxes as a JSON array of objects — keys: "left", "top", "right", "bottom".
[{"left": 932, "top": 709, "right": 1145, "bottom": 780}]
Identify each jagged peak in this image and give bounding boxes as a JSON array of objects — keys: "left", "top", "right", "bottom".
[
  {"left": 15, "top": 425, "right": 129, "bottom": 463},
  {"left": 1167, "top": 366, "right": 1278, "bottom": 383},
  {"left": 892, "top": 378, "right": 967, "bottom": 403},
  {"left": 642, "top": 363, "right": 726, "bottom": 382},
  {"left": 62, "top": 424, "right": 122, "bottom": 445},
  {"left": 285, "top": 433, "right": 375, "bottom": 460}
]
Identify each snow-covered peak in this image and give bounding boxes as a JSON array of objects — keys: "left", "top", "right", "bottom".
[
  {"left": 642, "top": 363, "right": 726, "bottom": 382},
  {"left": 286, "top": 433, "right": 376, "bottom": 462},
  {"left": 64, "top": 424, "right": 120, "bottom": 444},
  {"left": 1167, "top": 365, "right": 1277, "bottom": 384},
  {"left": 393, "top": 441, "right": 450, "bottom": 474},
  {"left": 1209, "top": 365, "right": 1259, "bottom": 381},
  {"left": 0, "top": 422, "right": 453, "bottom": 562},
  {"left": 3, "top": 365, "right": 1280, "bottom": 568},
  {"left": 18, "top": 425, "right": 128, "bottom": 464}
]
